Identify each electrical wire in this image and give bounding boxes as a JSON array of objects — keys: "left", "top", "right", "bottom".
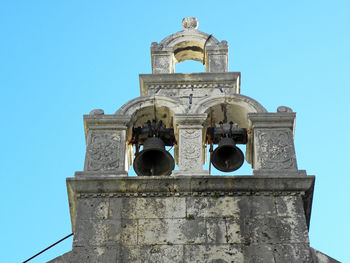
[{"left": 22, "top": 233, "right": 73, "bottom": 263}]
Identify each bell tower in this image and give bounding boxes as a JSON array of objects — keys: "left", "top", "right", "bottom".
[{"left": 50, "top": 18, "right": 339, "bottom": 263}]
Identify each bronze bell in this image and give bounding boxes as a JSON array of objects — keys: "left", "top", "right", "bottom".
[
  {"left": 134, "top": 137, "right": 175, "bottom": 176},
  {"left": 211, "top": 137, "right": 244, "bottom": 172}
]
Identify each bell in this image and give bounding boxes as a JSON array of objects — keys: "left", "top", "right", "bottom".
[
  {"left": 211, "top": 137, "right": 244, "bottom": 172},
  {"left": 134, "top": 137, "right": 175, "bottom": 176}
]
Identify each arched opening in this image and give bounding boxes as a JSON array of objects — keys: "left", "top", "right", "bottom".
[
  {"left": 173, "top": 40, "right": 204, "bottom": 63},
  {"left": 175, "top": 60, "right": 205, "bottom": 73}
]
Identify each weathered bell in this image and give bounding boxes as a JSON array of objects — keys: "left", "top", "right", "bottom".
[
  {"left": 211, "top": 137, "right": 244, "bottom": 172},
  {"left": 134, "top": 137, "right": 175, "bottom": 176}
]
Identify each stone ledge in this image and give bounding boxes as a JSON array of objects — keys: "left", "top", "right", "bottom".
[
  {"left": 67, "top": 175, "right": 314, "bottom": 234},
  {"left": 139, "top": 72, "right": 241, "bottom": 96}
]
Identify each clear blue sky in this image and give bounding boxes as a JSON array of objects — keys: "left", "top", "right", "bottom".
[{"left": 1, "top": 1, "right": 349, "bottom": 262}]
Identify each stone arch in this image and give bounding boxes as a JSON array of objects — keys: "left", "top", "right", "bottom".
[
  {"left": 158, "top": 29, "right": 220, "bottom": 64},
  {"left": 151, "top": 18, "right": 228, "bottom": 73},
  {"left": 192, "top": 95, "right": 267, "bottom": 165},
  {"left": 116, "top": 95, "right": 185, "bottom": 128},
  {"left": 116, "top": 96, "right": 185, "bottom": 169},
  {"left": 192, "top": 94, "right": 267, "bottom": 128}
]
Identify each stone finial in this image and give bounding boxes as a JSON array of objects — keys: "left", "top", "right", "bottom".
[
  {"left": 277, "top": 106, "right": 293, "bottom": 113},
  {"left": 182, "top": 17, "right": 198, "bottom": 30},
  {"left": 89, "top": 109, "right": 104, "bottom": 115}
]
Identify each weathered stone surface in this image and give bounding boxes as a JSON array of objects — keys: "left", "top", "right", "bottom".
[
  {"left": 173, "top": 113, "right": 208, "bottom": 175},
  {"left": 139, "top": 72, "right": 240, "bottom": 97},
  {"left": 273, "top": 244, "right": 313, "bottom": 263},
  {"left": 310, "top": 248, "right": 341, "bottom": 263},
  {"left": 82, "top": 115, "right": 130, "bottom": 176},
  {"left": 76, "top": 198, "right": 109, "bottom": 220},
  {"left": 242, "top": 244, "right": 275, "bottom": 263},
  {"left": 184, "top": 244, "right": 244, "bottom": 263},
  {"left": 138, "top": 218, "right": 206, "bottom": 245},
  {"left": 121, "top": 245, "right": 184, "bottom": 263},
  {"left": 50, "top": 17, "right": 339, "bottom": 263},
  {"left": 122, "top": 197, "right": 186, "bottom": 219},
  {"left": 186, "top": 196, "right": 240, "bottom": 218}
]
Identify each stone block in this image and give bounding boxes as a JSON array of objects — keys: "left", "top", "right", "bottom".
[
  {"left": 73, "top": 218, "right": 137, "bottom": 247},
  {"left": 241, "top": 215, "right": 309, "bottom": 245},
  {"left": 69, "top": 245, "right": 120, "bottom": 263},
  {"left": 238, "top": 196, "right": 276, "bottom": 218},
  {"left": 225, "top": 217, "right": 244, "bottom": 244},
  {"left": 277, "top": 217, "right": 309, "bottom": 243},
  {"left": 184, "top": 244, "right": 244, "bottom": 263},
  {"left": 108, "top": 197, "right": 123, "bottom": 220},
  {"left": 275, "top": 195, "right": 306, "bottom": 219},
  {"left": 122, "top": 197, "right": 186, "bottom": 219},
  {"left": 73, "top": 219, "right": 111, "bottom": 246},
  {"left": 119, "top": 219, "right": 138, "bottom": 246},
  {"left": 138, "top": 218, "right": 206, "bottom": 245},
  {"left": 242, "top": 244, "right": 275, "bottom": 263},
  {"left": 122, "top": 245, "right": 184, "bottom": 263},
  {"left": 186, "top": 196, "right": 240, "bottom": 218},
  {"left": 242, "top": 216, "right": 280, "bottom": 244},
  {"left": 207, "top": 54, "right": 228, "bottom": 73},
  {"left": 206, "top": 218, "right": 227, "bottom": 244},
  {"left": 273, "top": 244, "right": 313, "bottom": 263},
  {"left": 76, "top": 198, "right": 109, "bottom": 220}
]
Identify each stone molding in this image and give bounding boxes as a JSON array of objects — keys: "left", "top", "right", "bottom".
[
  {"left": 139, "top": 72, "right": 241, "bottom": 97},
  {"left": 115, "top": 95, "right": 185, "bottom": 115},
  {"left": 248, "top": 112, "right": 296, "bottom": 134},
  {"left": 76, "top": 191, "right": 303, "bottom": 199},
  {"left": 66, "top": 175, "right": 315, "bottom": 232}
]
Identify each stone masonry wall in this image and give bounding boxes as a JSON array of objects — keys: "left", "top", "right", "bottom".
[{"left": 49, "top": 176, "right": 319, "bottom": 263}]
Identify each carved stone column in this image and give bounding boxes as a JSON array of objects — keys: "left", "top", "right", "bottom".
[
  {"left": 173, "top": 113, "right": 208, "bottom": 176},
  {"left": 78, "top": 111, "right": 131, "bottom": 177},
  {"left": 248, "top": 111, "right": 305, "bottom": 176}
]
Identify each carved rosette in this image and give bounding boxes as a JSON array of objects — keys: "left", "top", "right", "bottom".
[
  {"left": 179, "top": 129, "right": 202, "bottom": 170},
  {"left": 85, "top": 132, "right": 121, "bottom": 171},
  {"left": 255, "top": 129, "right": 297, "bottom": 170}
]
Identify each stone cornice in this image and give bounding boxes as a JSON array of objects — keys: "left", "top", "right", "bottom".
[
  {"left": 67, "top": 175, "right": 314, "bottom": 232},
  {"left": 139, "top": 72, "right": 241, "bottom": 96},
  {"left": 83, "top": 114, "right": 132, "bottom": 142},
  {"left": 248, "top": 112, "right": 296, "bottom": 133}
]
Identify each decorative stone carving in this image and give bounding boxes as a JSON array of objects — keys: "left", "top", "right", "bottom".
[
  {"left": 255, "top": 129, "right": 296, "bottom": 170},
  {"left": 85, "top": 131, "right": 121, "bottom": 171},
  {"left": 179, "top": 129, "right": 202, "bottom": 170},
  {"left": 182, "top": 17, "right": 198, "bottom": 30},
  {"left": 248, "top": 113, "right": 301, "bottom": 176},
  {"left": 139, "top": 72, "right": 240, "bottom": 98},
  {"left": 173, "top": 114, "right": 208, "bottom": 175},
  {"left": 82, "top": 114, "right": 131, "bottom": 176}
]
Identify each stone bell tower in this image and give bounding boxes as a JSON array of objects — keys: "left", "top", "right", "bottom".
[{"left": 50, "top": 18, "right": 339, "bottom": 263}]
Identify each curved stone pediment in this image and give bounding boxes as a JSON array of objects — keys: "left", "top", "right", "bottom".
[{"left": 151, "top": 18, "right": 228, "bottom": 73}]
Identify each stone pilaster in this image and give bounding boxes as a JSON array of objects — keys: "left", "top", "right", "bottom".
[
  {"left": 248, "top": 112, "right": 304, "bottom": 176},
  {"left": 173, "top": 113, "right": 208, "bottom": 175},
  {"left": 151, "top": 44, "right": 175, "bottom": 74},
  {"left": 80, "top": 112, "right": 131, "bottom": 177},
  {"left": 205, "top": 41, "right": 228, "bottom": 73}
]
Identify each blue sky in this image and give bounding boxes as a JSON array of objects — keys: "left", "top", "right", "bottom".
[{"left": 1, "top": 1, "right": 349, "bottom": 262}]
